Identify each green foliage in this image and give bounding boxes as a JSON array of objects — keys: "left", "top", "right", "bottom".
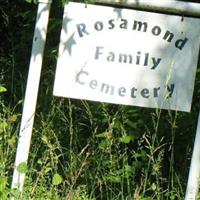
[
  {"left": 52, "top": 173, "right": 63, "bottom": 186},
  {"left": 25, "top": 0, "right": 37, "bottom": 4},
  {"left": 0, "top": 86, "right": 7, "bottom": 93},
  {"left": 17, "top": 162, "right": 29, "bottom": 174},
  {"left": 1, "top": 0, "right": 199, "bottom": 199}
]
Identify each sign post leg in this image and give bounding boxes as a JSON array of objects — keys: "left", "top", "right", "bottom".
[
  {"left": 11, "top": 0, "right": 52, "bottom": 192},
  {"left": 185, "top": 111, "right": 200, "bottom": 199}
]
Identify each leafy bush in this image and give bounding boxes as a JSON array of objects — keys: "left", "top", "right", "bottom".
[{"left": 1, "top": 0, "right": 199, "bottom": 199}]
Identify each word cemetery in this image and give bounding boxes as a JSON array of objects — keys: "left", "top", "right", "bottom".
[{"left": 75, "top": 69, "right": 175, "bottom": 99}]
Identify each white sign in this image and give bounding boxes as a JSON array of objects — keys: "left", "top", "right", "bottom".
[{"left": 53, "top": 2, "right": 200, "bottom": 112}]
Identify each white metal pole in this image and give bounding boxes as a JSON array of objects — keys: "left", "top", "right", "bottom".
[
  {"left": 185, "top": 111, "right": 200, "bottom": 200},
  {"left": 11, "top": 0, "right": 52, "bottom": 192}
]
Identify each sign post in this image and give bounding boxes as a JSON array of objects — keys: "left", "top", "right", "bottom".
[
  {"left": 11, "top": 0, "right": 52, "bottom": 192},
  {"left": 185, "top": 112, "right": 200, "bottom": 199}
]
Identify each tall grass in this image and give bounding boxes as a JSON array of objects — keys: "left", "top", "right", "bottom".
[
  {"left": 0, "top": 86, "right": 190, "bottom": 199},
  {"left": 1, "top": 0, "right": 199, "bottom": 199}
]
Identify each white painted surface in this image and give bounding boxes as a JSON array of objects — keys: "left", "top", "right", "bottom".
[
  {"left": 96, "top": 0, "right": 200, "bottom": 16},
  {"left": 11, "top": 0, "right": 51, "bottom": 191},
  {"left": 185, "top": 112, "right": 200, "bottom": 200},
  {"left": 54, "top": 2, "right": 200, "bottom": 112}
]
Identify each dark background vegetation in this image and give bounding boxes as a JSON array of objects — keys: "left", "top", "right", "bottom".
[{"left": 1, "top": 0, "right": 200, "bottom": 199}]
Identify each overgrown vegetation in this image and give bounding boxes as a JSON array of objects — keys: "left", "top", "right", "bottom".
[{"left": 1, "top": 0, "right": 200, "bottom": 199}]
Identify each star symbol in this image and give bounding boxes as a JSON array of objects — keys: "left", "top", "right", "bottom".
[
  {"left": 62, "top": 16, "right": 73, "bottom": 34},
  {"left": 63, "top": 33, "right": 76, "bottom": 55}
]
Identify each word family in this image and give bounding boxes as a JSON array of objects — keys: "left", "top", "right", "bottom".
[{"left": 94, "top": 46, "right": 162, "bottom": 70}]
